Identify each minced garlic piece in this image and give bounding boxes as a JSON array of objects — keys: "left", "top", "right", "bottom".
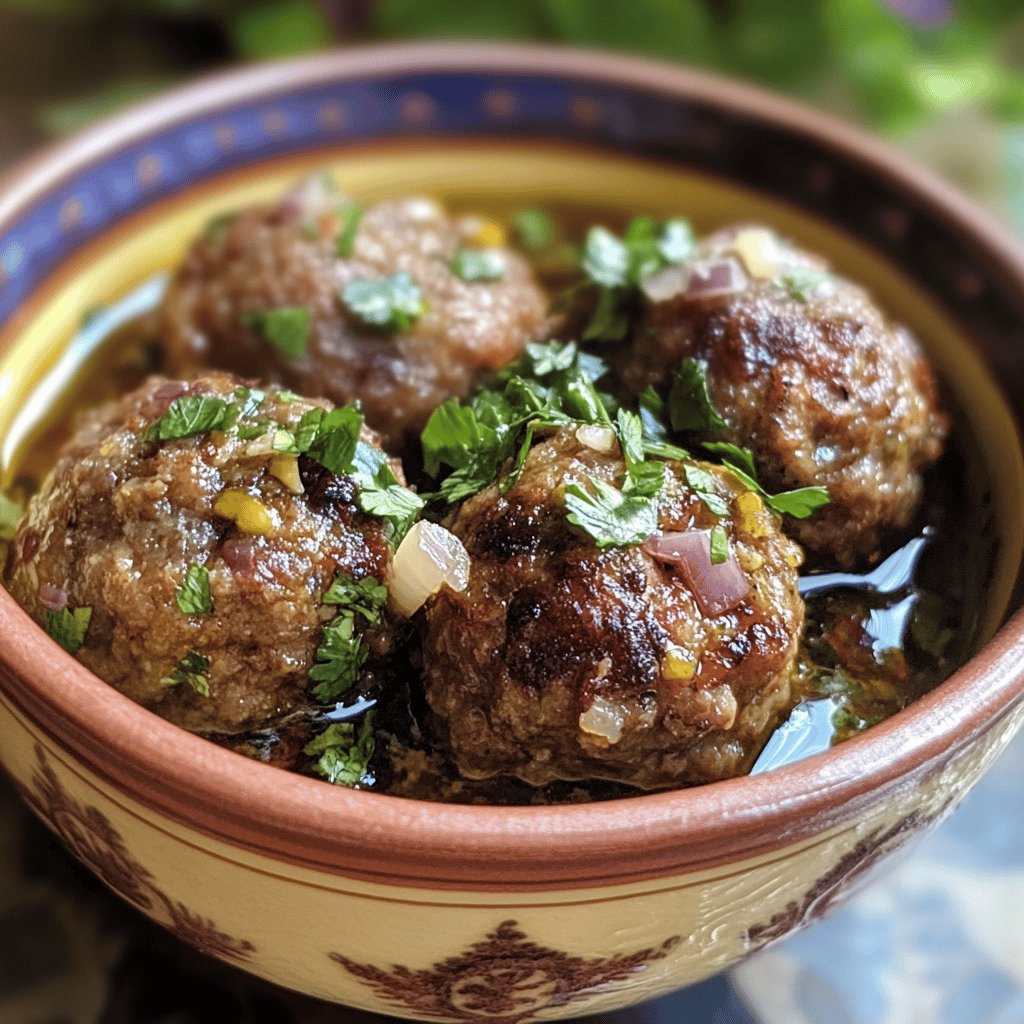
[{"left": 269, "top": 454, "right": 303, "bottom": 494}]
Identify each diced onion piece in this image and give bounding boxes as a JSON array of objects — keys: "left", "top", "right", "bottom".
[
  {"left": 644, "top": 529, "right": 750, "bottom": 617},
  {"left": 579, "top": 695, "right": 627, "bottom": 744},
  {"left": 214, "top": 489, "right": 277, "bottom": 536},
  {"left": 641, "top": 264, "right": 688, "bottom": 303},
  {"left": 38, "top": 583, "right": 68, "bottom": 613},
  {"left": 731, "top": 228, "right": 781, "bottom": 279},
  {"left": 575, "top": 424, "right": 618, "bottom": 453},
  {"left": 269, "top": 454, "right": 304, "bottom": 494},
  {"left": 684, "top": 257, "right": 748, "bottom": 300},
  {"left": 244, "top": 432, "right": 276, "bottom": 457},
  {"left": 388, "top": 521, "right": 470, "bottom": 618}
]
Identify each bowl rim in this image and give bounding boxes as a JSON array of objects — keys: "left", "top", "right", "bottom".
[{"left": 3, "top": 41, "right": 1024, "bottom": 891}]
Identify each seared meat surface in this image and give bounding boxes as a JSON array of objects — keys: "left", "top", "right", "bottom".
[
  {"left": 424, "top": 429, "right": 805, "bottom": 789},
  {"left": 162, "top": 179, "right": 550, "bottom": 449},
  {"left": 621, "top": 224, "right": 947, "bottom": 567},
  {"left": 7, "top": 373, "right": 395, "bottom": 734}
]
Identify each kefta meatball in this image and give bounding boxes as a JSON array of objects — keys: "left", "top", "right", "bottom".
[
  {"left": 621, "top": 224, "right": 948, "bottom": 567},
  {"left": 161, "top": 177, "right": 550, "bottom": 449},
  {"left": 6, "top": 373, "right": 397, "bottom": 735},
  {"left": 423, "top": 428, "right": 805, "bottom": 789}
]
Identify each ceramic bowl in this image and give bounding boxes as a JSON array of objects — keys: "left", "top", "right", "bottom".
[{"left": 2, "top": 44, "right": 1024, "bottom": 1021}]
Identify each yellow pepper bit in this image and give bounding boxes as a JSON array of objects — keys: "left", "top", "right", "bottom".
[
  {"left": 662, "top": 648, "right": 696, "bottom": 681},
  {"left": 214, "top": 489, "right": 276, "bottom": 536},
  {"left": 471, "top": 217, "right": 507, "bottom": 248},
  {"left": 735, "top": 490, "right": 770, "bottom": 538}
]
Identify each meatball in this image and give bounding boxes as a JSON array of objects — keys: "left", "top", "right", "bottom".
[
  {"left": 7, "top": 373, "right": 396, "bottom": 735},
  {"left": 621, "top": 224, "right": 948, "bottom": 567},
  {"left": 423, "top": 429, "right": 804, "bottom": 789},
  {"left": 161, "top": 178, "right": 550, "bottom": 449}
]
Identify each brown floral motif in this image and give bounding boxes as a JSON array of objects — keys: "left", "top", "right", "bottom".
[
  {"left": 19, "top": 742, "right": 256, "bottom": 963},
  {"left": 331, "top": 920, "right": 681, "bottom": 1024},
  {"left": 745, "top": 808, "right": 940, "bottom": 951}
]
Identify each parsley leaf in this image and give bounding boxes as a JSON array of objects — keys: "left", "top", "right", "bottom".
[
  {"left": 45, "top": 606, "right": 92, "bottom": 655},
  {"left": 513, "top": 208, "right": 555, "bottom": 252},
  {"left": 710, "top": 524, "right": 730, "bottom": 564},
  {"left": 658, "top": 219, "right": 696, "bottom": 264},
  {"left": 564, "top": 476, "right": 659, "bottom": 548},
  {"left": 342, "top": 271, "right": 427, "bottom": 331},
  {"left": 352, "top": 441, "right": 424, "bottom": 546},
  {"left": 0, "top": 492, "right": 23, "bottom": 541},
  {"left": 335, "top": 200, "right": 363, "bottom": 258},
  {"left": 273, "top": 405, "right": 363, "bottom": 476},
  {"left": 683, "top": 463, "right": 730, "bottom": 517},
  {"left": 309, "top": 572, "right": 388, "bottom": 703},
  {"left": 146, "top": 396, "right": 234, "bottom": 442},
  {"left": 176, "top": 564, "right": 212, "bottom": 615},
  {"left": 702, "top": 441, "right": 830, "bottom": 519},
  {"left": 161, "top": 650, "right": 210, "bottom": 697},
  {"left": 241, "top": 307, "right": 310, "bottom": 359},
  {"left": 779, "top": 268, "right": 834, "bottom": 302},
  {"left": 669, "top": 358, "right": 728, "bottom": 432},
  {"left": 450, "top": 248, "right": 505, "bottom": 282},
  {"left": 582, "top": 226, "right": 630, "bottom": 287},
  {"left": 304, "top": 713, "right": 375, "bottom": 787}
]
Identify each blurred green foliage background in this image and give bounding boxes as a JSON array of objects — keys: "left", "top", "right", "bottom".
[{"left": 0, "top": 0, "right": 1021, "bottom": 229}]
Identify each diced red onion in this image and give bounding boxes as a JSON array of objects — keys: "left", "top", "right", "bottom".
[
  {"left": 38, "top": 583, "right": 67, "bottom": 612},
  {"left": 19, "top": 529, "right": 39, "bottom": 563},
  {"left": 644, "top": 529, "right": 750, "bottom": 617},
  {"left": 152, "top": 381, "right": 191, "bottom": 415},
  {"left": 222, "top": 538, "right": 257, "bottom": 575},
  {"left": 274, "top": 174, "right": 340, "bottom": 224},
  {"left": 683, "top": 258, "right": 747, "bottom": 300}
]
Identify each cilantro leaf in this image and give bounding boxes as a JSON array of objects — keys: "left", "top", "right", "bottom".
[
  {"left": 683, "top": 464, "right": 730, "bottom": 516},
  {"left": 161, "top": 650, "right": 210, "bottom": 697},
  {"left": 764, "top": 486, "right": 831, "bottom": 518},
  {"left": 146, "top": 396, "right": 234, "bottom": 442},
  {"left": 342, "top": 271, "right": 427, "bottom": 331},
  {"left": 241, "top": 307, "right": 310, "bottom": 359},
  {"left": 335, "top": 200, "right": 363, "bottom": 258},
  {"left": 779, "top": 268, "right": 834, "bottom": 302},
  {"left": 582, "top": 286, "right": 630, "bottom": 341},
  {"left": 564, "top": 476, "right": 659, "bottom": 548},
  {"left": 582, "top": 226, "right": 629, "bottom": 288},
  {"left": 352, "top": 442, "right": 424, "bottom": 545},
  {"left": 176, "top": 564, "right": 212, "bottom": 615},
  {"left": 669, "top": 358, "right": 728, "bottom": 432},
  {"left": 523, "top": 339, "right": 578, "bottom": 375},
  {"left": 45, "top": 606, "right": 92, "bottom": 655},
  {"left": 0, "top": 492, "right": 23, "bottom": 541},
  {"left": 450, "top": 248, "right": 505, "bottom": 282},
  {"left": 513, "top": 208, "right": 555, "bottom": 252},
  {"left": 702, "top": 440, "right": 830, "bottom": 520},
  {"left": 310, "top": 572, "right": 388, "bottom": 703},
  {"left": 615, "top": 407, "right": 645, "bottom": 470},
  {"left": 710, "top": 524, "right": 730, "bottom": 564},
  {"left": 233, "top": 386, "right": 266, "bottom": 419},
  {"left": 304, "top": 713, "right": 375, "bottom": 787}
]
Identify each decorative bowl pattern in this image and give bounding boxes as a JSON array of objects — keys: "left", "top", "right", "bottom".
[{"left": 2, "top": 45, "right": 1024, "bottom": 1020}]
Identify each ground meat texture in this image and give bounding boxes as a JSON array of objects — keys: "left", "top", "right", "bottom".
[
  {"left": 422, "top": 429, "right": 805, "bottom": 789},
  {"left": 621, "top": 224, "right": 948, "bottom": 568},
  {"left": 161, "top": 180, "right": 550, "bottom": 449},
  {"left": 6, "top": 373, "right": 396, "bottom": 735}
]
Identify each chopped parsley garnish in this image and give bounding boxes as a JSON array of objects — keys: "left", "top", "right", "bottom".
[
  {"left": 683, "top": 463, "right": 730, "bottom": 517},
  {"left": 513, "top": 208, "right": 555, "bottom": 252},
  {"left": 233, "top": 386, "right": 266, "bottom": 418},
  {"left": 45, "top": 606, "right": 92, "bottom": 655},
  {"left": 564, "top": 475, "right": 660, "bottom": 549},
  {"left": 669, "top": 358, "right": 728, "bottom": 432},
  {"left": 421, "top": 340, "right": 612, "bottom": 505},
  {"left": 335, "top": 200, "right": 363, "bottom": 258},
  {"left": 272, "top": 405, "right": 362, "bottom": 476},
  {"left": 578, "top": 217, "right": 695, "bottom": 342},
  {"left": 176, "top": 564, "right": 212, "bottom": 615},
  {"left": 146, "top": 395, "right": 234, "bottom": 442},
  {"left": 351, "top": 441, "right": 424, "bottom": 546},
  {"left": 304, "top": 713, "right": 375, "bottom": 787},
  {"left": 309, "top": 572, "right": 388, "bottom": 703},
  {"left": 710, "top": 524, "right": 730, "bottom": 564},
  {"left": 342, "top": 271, "right": 427, "bottom": 331},
  {"left": 779, "top": 268, "right": 834, "bottom": 302},
  {"left": 451, "top": 247, "right": 505, "bottom": 282},
  {"left": 161, "top": 651, "right": 210, "bottom": 697},
  {"left": 0, "top": 492, "right": 23, "bottom": 541},
  {"left": 241, "top": 306, "right": 310, "bottom": 359},
  {"left": 702, "top": 440, "right": 830, "bottom": 519}
]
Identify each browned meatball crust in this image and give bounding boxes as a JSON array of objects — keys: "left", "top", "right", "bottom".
[
  {"left": 423, "top": 429, "right": 805, "bottom": 789},
  {"left": 161, "top": 181, "right": 550, "bottom": 448},
  {"left": 7, "top": 373, "right": 396, "bottom": 735},
  {"left": 621, "top": 225, "right": 948, "bottom": 567}
]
